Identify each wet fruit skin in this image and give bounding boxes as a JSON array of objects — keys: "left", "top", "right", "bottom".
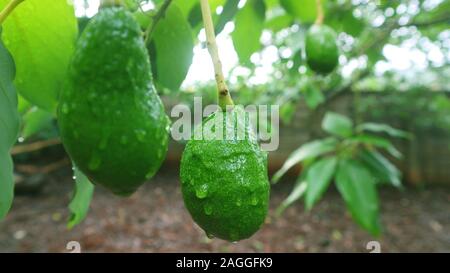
[
  {"left": 180, "top": 107, "right": 270, "bottom": 242},
  {"left": 305, "top": 24, "right": 339, "bottom": 74},
  {"left": 58, "top": 6, "right": 170, "bottom": 196}
]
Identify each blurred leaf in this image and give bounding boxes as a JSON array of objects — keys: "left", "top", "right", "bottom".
[
  {"left": 0, "top": 33, "right": 20, "bottom": 220},
  {"left": 276, "top": 178, "right": 307, "bottom": 216},
  {"left": 133, "top": 10, "right": 152, "bottom": 29},
  {"left": 151, "top": 4, "right": 194, "bottom": 91},
  {"left": 279, "top": 102, "right": 296, "bottom": 124},
  {"left": 322, "top": 112, "right": 353, "bottom": 137},
  {"left": 272, "top": 137, "right": 337, "bottom": 183},
  {"left": 359, "top": 149, "right": 402, "bottom": 188},
  {"left": 17, "top": 94, "right": 31, "bottom": 115},
  {"left": 215, "top": 0, "right": 240, "bottom": 34},
  {"left": 232, "top": 0, "right": 266, "bottom": 64},
  {"left": 413, "top": 1, "right": 450, "bottom": 40},
  {"left": 265, "top": 14, "right": 293, "bottom": 32},
  {"left": 303, "top": 83, "right": 325, "bottom": 109},
  {"left": 326, "top": 8, "right": 365, "bottom": 37},
  {"left": 67, "top": 167, "right": 94, "bottom": 229},
  {"left": 21, "top": 107, "right": 54, "bottom": 140},
  {"left": 175, "top": 0, "right": 198, "bottom": 18},
  {"left": 124, "top": 0, "right": 140, "bottom": 12},
  {"left": 335, "top": 159, "right": 381, "bottom": 236},
  {"left": 0, "top": 0, "right": 78, "bottom": 112},
  {"left": 280, "top": 0, "right": 327, "bottom": 23},
  {"left": 356, "top": 122, "right": 411, "bottom": 139},
  {"left": 305, "top": 156, "right": 337, "bottom": 210},
  {"left": 348, "top": 134, "right": 402, "bottom": 159},
  {"left": 415, "top": 0, "right": 450, "bottom": 22},
  {"left": 187, "top": 0, "right": 225, "bottom": 31},
  {"left": 289, "top": 49, "right": 302, "bottom": 74}
]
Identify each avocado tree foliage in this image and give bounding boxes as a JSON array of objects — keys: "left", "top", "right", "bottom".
[{"left": 0, "top": 0, "right": 448, "bottom": 237}]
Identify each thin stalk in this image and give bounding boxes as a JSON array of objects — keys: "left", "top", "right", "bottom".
[
  {"left": 200, "top": 0, "right": 234, "bottom": 111},
  {"left": 315, "top": 0, "right": 324, "bottom": 25},
  {"left": 0, "top": 0, "right": 25, "bottom": 26}
]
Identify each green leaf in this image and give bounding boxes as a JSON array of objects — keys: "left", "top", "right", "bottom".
[
  {"left": 305, "top": 156, "right": 337, "bottom": 210},
  {"left": 67, "top": 166, "right": 94, "bottom": 229},
  {"left": 322, "top": 112, "right": 353, "bottom": 137},
  {"left": 0, "top": 0, "right": 78, "bottom": 112},
  {"left": 359, "top": 150, "right": 402, "bottom": 188},
  {"left": 232, "top": 0, "right": 266, "bottom": 64},
  {"left": 175, "top": 0, "right": 198, "bottom": 18},
  {"left": 335, "top": 159, "right": 381, "bottom": 236},
  {"left": 326, "top": 8, "right": 365, "bottom": 37},
  {"left": 348, "top": 134, "right": 402, "bottom": 159},
  {"left": 215, "top": 0, "right": 240, "bottom": 34},
  {"left": 17, "top": 94, "right": 31, "bottom": 115},
  {"left": 280, "top": 0, "right": 327, "bottom": 23},
  {"left": 0, "top": 33, "right": 20, "bottom": 220},
  {"left": 186, "top": 0, "right": 225, "bottom": 31},
  {"left": 265, "top": 14, "right": 293, "bottom": 32},
  {"left": 356, "top": 122, "right": 411, "bottom": 139},
  {"left": 151, "top": 4, "right": 194, "bottom": 91},
  {"left": 303, "top": 83, "right": 325, "bottom": 109},
  {"left": 272, "top": 137, "right": 337, "bottom": 183},
  {"left": 276, "top": 178, "right": 307, "bottom": 216},
  {"left": 20, "top": 107, "right": 54, "bottom": 140}
]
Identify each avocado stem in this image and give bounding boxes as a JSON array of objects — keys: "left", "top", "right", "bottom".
[
  {"left": 200, "top": 0, "right": 234, "bottom": 111},
  {"left": 315, "top": 0, "right": 324, "bottom": 25},
  {"left": 0, "top": 0, "right": 25, "bottom": 26}
]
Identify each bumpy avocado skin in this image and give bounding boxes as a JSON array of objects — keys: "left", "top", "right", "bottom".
[
  {"left": 180, "top": 107, "right": 270, "bottom": 242},
  {"left": 58, "top": 7, "right": 170, "bottom": 196},
  {"left": 305, "top": 24, "right": 339, "bottom": 74}
]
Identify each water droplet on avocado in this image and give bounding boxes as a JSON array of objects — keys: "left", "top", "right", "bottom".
[
  {"left": 99, "top": 133, "right": 110, "bottom": 150},
  {"left": 73, "top": 130, "right": 80, "bottom": 139},
  {"left": 87, "top": 92, "right": 98, "bottom": 102},
  {"left": 250, "top": 195, "right": 259, "bottom": 206},
  {"left": 229, "top": 231, "right": 239, "bottom": 242},
  {"left": 61, "top": 103, "right": 70, "bottom": 114},
  {"left": 120, "top": 135, "right": 128, "bottom": 145},
  {"left": 88, "top": 154, "right": 102, "bottom": 171},
  {"left": 236, "top": 198, "right": 242, "bottom": 207},
  {"left": 134, "top": 129, "right": 147, "bottom": 142},
  {"left": 204, "top": 204, "right": 213, "bottom": 215},
  {"left": 195, "top": 184, "right": 209, "bottom": 199},
  {"left": 145, "top": 169, "right": 155, "bottom": 180}
]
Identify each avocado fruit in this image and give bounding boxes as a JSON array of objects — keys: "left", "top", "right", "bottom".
[
  {"left": 180, "top": 107, "right": 270, "bottom": 242},
  {"left": 58, "top": 5, "right": 170, "bottom": 196},
  {"left": 305, "top": 24, "right": 339, "bottom": 74}
]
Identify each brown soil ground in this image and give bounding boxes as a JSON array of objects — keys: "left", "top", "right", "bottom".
[{"left": 0, "top": 165, "right": 449, "bottom": 253}]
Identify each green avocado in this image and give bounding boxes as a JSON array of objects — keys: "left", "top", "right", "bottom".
[
  {"left": 305, "top": 24, "right": 339, "bottom": 74},
  {"left": 180, "top": 107, "right": 270, "bottom": 242},
  {"left": 58, "top": 6, "right": 170, "bottom": 196}
]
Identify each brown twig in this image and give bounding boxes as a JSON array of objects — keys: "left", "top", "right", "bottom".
[
  {"left": 12, "top": 138, "right": 61, "bottom": 155},
  {"left": 16, "top": 157, "right": 70, "bottom": 174}
]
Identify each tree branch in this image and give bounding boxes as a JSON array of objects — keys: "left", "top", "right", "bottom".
[
  {"left": 406, "top": 15, "right": 450, "bottom": 28},
  {"left": 200, "top": 0, "right": 234, "bottom": 110},
  {"left": 315, "top": 0, "right": 324, "bottom": 25}
]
